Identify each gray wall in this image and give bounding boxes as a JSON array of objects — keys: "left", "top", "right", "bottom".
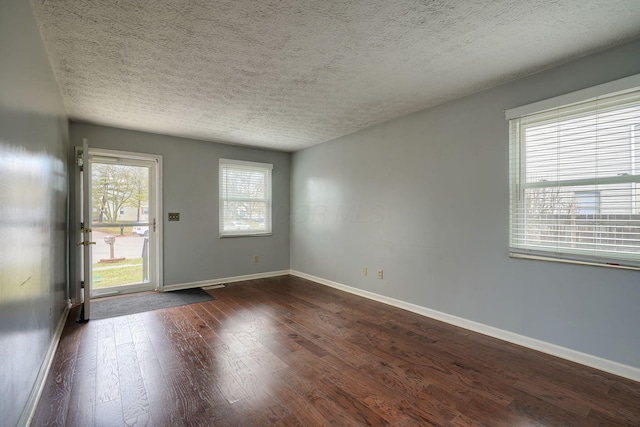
[
  {"left": 291, "top": 39, "right": 640, "bottom": 369},
  {"left": 0, "top": 0, "right": 69, "bottom": 425},
  {"left": 69, "top": 123, "right": 290, "bottom": 292}
]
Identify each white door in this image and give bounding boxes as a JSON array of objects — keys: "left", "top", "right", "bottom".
[
  {"left": 85, "top": 148, "right": 162, "bottom": 299},
  {"left": 78, "top": 139, "right": 93, "bottom": 320}
]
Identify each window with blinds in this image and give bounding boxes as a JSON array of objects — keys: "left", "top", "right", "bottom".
[
  {"left": 219, "top": 159, "right": 272, "bottom": 237},
  {"left": 508, "top": 83, "right": 640, "bottom": 268}
]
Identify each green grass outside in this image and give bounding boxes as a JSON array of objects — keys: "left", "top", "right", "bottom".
[
  {"left": 93, "top": 257, "right": 144, "bottom": 289},
  {"left": 95, "top": 257, "right": 142, "bottom": 267}
]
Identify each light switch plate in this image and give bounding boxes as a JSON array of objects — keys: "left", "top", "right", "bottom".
[{"left": 168, "top": 212, "right": 180, "bottom": 221}]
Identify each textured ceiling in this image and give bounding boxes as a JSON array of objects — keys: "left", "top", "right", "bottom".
[{"left": 32, "top": 0, "right": 640, "bottom": 151}]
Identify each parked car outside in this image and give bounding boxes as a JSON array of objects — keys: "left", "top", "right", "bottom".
[
  {"left": 132, "top": 226, "right": 149, "bottom": 236},
  {"left": 226, "top": 221, "right": 250, "bottom": 231}
]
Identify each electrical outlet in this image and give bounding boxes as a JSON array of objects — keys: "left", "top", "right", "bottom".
[
  {"left": 377, "top": 270, "right": 383, "bottom": 280},
  {"left": 362, "top": 267, "right": 367, "bottom": 276},
  {"left": 254, "top": 255, "right": 259, "bottom": 263}
]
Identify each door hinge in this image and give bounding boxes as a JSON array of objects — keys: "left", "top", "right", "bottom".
[{"left": 77, "top": 151, "right": 84, "bottom": 170}]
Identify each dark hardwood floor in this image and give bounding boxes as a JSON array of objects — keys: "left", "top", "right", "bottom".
[{"left": 33, "top": 275, "right": 640, "bottom": 426}]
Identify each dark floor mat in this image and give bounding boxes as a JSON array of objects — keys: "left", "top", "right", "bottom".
[{"left": 90, "top": 288, "right": 216, "bottom": 320}]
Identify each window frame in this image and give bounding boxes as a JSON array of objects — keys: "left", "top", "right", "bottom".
[
  {"left": 506, "top": 74, "right": 640, "bottom": 270},
  {"left": 219, "top": 158, "right": 273, "bottom": 238}
]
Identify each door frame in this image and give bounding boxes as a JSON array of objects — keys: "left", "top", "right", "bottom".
[{"left": 74, "top": 146, "right": 164, "bottom": 303}]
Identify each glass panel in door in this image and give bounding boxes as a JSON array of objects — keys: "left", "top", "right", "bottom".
[{"left": 89, "top": 156, "right": 156, "bottom": 297}]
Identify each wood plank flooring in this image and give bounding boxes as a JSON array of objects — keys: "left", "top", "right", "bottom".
[{"left": 33, "top": 275, "right": 640, "bottom": 426}]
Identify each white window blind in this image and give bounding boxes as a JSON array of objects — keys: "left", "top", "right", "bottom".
[
  {"left": 219, "top": 159, "right": 272, "bottom": 237},
  {"left": 508, "top": 85, "right": 640, "bottom": 268}
]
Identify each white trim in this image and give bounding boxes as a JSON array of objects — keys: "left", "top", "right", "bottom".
[
  {"left": 505, "top": 73, "right": 640, "bottom": 119},
  {"left": 155, "top": 155, "right": 164, "bottom": 293},
  {"left": 163, "top": 270, "right": 290, "bottom": 292},
  {"left": 290, "top": 270, "right": 640, "bottom": 382},
  {"left": 219, "top": 158, "right": 273, "bottom": 170},
  {"left": 88, "top": 147, "right": 162, "bottom": 163},
  {"left": 19, "top": 301, "right": 71, "bottom": 427},
  {"left": 219, "top": 232, "right": 273, "bottom": 238},
  {"left": 510, "top": 252, "right": 640, "bottom": 271}
]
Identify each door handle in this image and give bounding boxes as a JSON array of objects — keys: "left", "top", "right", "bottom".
[{"left": 76, "top": 241, "right": 96, "bottom": 246}]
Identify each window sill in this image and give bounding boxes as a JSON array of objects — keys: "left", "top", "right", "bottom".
[
  {"left": 509, "top": 252, "right": 640, "bottom": 271},
  {"left": 219, "top": 232, "right": 273, "bottom": 238}
]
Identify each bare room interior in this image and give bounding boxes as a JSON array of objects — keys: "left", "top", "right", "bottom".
[{"left": 2, "top": 0, "right": 640, "bottom": 425}]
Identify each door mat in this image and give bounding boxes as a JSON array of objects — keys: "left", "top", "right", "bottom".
[{"left": 90, "top": 288, "right": 216, "bottom": 320}]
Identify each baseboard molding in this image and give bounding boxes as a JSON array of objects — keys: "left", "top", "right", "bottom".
[
  {"left": 163, "top": 270, "right": 290, "bottom": 292},
  {"left": 19, "top": 301, "right": 71, "bottom": 427},
  {"left": 290, "top": 270, "right": 640, "bottom": 382}
]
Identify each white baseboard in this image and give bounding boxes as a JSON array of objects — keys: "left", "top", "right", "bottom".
[
  {"left": 290, "top": 270, "right": 640, "bottom": 382},
  {"left": 19, "top": 301, "right": 71, "bottom": 427},
  {"left": 163, "top": 270, "right": 290, "bottom": 292}
]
